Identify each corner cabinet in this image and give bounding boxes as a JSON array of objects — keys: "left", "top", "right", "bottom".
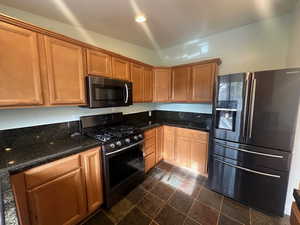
[
  {"left": 11, "top": 148, "right": 103, "bottom": 225},
  {"left": 0, "top": 22, "right": 43, "bottom": 107},
  {"left": 171, "top": 66, "right": 191, "bottom": 102},
  {"left": 43, "top": 36, "right": 86, "bottom": 105},
  {"left": 153, "top": 68, "right": 172, "bottom": 102}
]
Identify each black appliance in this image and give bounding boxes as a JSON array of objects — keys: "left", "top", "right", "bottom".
[
  {"left": 208, "top": 68, "right": 300, "bottom": 216},
  {"left": 80, "top": 113, "right": 145, "bottom": 208},
  {"left": 86, "top": 75, "right": 133, "bottom": 108}
]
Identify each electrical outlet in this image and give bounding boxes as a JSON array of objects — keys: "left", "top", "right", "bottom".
[{"left": 148, "top": 111, "right": 152, "bottom": 117}]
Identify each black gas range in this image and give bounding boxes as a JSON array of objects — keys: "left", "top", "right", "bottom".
[{"left": 80, "top": 113, "right": 145, "bottom": 208}]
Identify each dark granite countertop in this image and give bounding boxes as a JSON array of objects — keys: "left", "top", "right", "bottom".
[
  {"left": 131, "top": 120, "right": 211, "bottom": 132},
  {"left": 0, "top": 134, "right": 98, "bottom": 225},
  {"left": 0, "top": 134, "right": 99, "bottom": 175}
]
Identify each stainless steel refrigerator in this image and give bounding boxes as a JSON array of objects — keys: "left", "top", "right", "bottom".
[{"left": 208, "top": 68, "right": 300, "bottom": 216}]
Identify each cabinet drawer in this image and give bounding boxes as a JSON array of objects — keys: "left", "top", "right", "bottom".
[
  {"left": 25, "top": 154, "right": 81, "bottom": 189},
  {"left": 145, "top": 152, "right": 156, "bottom": 172}
]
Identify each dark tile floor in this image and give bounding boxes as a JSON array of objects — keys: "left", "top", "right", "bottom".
[{"left": 82, "top": 161, "right": 290, "bottom": 225}]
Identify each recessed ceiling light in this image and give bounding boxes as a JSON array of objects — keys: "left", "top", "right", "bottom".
[{"left": 135, "top": 15, "right": 146, "bottom": 23}]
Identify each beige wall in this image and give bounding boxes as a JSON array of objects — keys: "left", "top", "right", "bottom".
[{"left": 0, "top": 4, "right": 162, "bottom": 66}]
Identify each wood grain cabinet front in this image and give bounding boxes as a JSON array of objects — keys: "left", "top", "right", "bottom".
[
  {"left": 81, "top": 148, "right": 103, "bottom": 214},
  {"left": 43, "top": 36, "right": 86, "bottom": 105},
  {"left": 153, "top": 68, "right": 172, "bottom": 102},
  {"left": 86, "top": 49, "right": 112, "bottom": 77},
  {"left": 191, "top": 63, "right": 216, "bottom": 102},
  {"left": 143, "top": 67, "right": 153, "bottom": 102},
  {"left": 0, "top": 22, "right": 43, "bottom": 107},
  {"left": 131, "top": 63, "right": 144, "bottom": 102},
  {"left": 11, "top": 148, "right": 103, "bottom": 225},
  {"left": 112, "top": 57, "right": 130, "bottom": 81},
  {"left": 171, "top": 66, "right": 191, "bottom": 102}
]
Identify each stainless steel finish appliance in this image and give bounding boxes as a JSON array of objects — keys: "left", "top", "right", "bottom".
[
  {"left": 86, "top": 75, "right": 133, "bottom": 108},
  {"left": 208, "top": 68, "right": 300, "bottom": 216},
  {"left": 80, "top": 113, "right": 145, "bottom": 208}
]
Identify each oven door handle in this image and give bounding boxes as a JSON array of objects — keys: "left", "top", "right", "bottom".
[
  {"left": 124, "top": 83, "right": 129, "bottom": 104},
  {"left": 105, "top": 140, "right": 144, "bottom": 156}
]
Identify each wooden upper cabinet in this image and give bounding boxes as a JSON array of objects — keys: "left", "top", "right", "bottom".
[
  {"left": 112, "top": 57, "right": 130, "bottom": 81},
  {"left": 43, "top": 36, "right": 86, "bottom": 105},
  {"left": 131, "top": 63, "right": 144, "bottom": 102},
  {"left": 81, "top": 148, "right": 103, "bottom": 214},
  {"left": 153, "top": 68, "right": 171, "bottom": 102},
  {"left": 171, "top": 66, "right": 191, "bottom": 102},
  {"left": 143, "top": 67, "right": 153, "bottom": 102},
  {"left": 191, "top": 63, "right": 216, "bottom": 102},
  {"left": 0, "top": 22, "right": 43, "bottom": 107},
  {"left": 86, "top": 49, "right": 112, "bottom": 77}
]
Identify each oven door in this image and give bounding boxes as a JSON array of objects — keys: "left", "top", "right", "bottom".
[
  {"left": 102, "top": 140, "right": 145, "bottom": 207},
  {"left": 87, "top": 75, "right": 133, "bottom": 108}
]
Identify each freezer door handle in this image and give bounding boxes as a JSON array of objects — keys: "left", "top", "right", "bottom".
[
  {"left": 248, "top": 77, "right": 257, "bottom": 139},
  {"left": 215, "top": 159, "right": 281, "bottom": 178},
  {"left": 215, "top": 142, "right": 284, "bottom": 159},
  {"left": 242, "top": 73, "right": 251, "bottom": 140}
]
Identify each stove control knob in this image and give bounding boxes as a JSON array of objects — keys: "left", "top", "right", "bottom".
[
  {"left": 125, "top": 138, "right": 131, "bottom": 143},
  {"left": 138, "top": 134, "right": 143, "bottom": 139},
  {"left": 110, "top": 143, "right": 116, "bottom": 149},
  {"left": 134, "top": 136, "right": 138, "bottom": 140},
  {"left": 116, "top": 141, "right": 122, "bottom": 146}
]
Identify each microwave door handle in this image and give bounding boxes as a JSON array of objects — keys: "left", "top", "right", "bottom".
[{"left": 124, "top": 83, "right": 129, "bottom": 104}]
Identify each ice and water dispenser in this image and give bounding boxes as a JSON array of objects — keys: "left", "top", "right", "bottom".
[{"left": 215, "top": 101, "right": 237, "bottom": 131}]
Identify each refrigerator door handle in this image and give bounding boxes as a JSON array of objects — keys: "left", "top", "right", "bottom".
[
  {"left": 215, "top": 159, "right": 281, "bottom": 178},
  {"left": 242, "top": 73, "right": 251, "bottom": 140},
  {"left": 215, "top": 142, "right": 284, "bottom": 158},
  {"left": 248, "top": 77, "right": 257, "bottom": 139}
]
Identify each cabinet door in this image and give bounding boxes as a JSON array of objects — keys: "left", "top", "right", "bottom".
[
  {"left": 143, "top": 67, "right": 153, "bottom": 102},
  {"left": 145, "top": 152, "right": 156, "bottom": 172},
  {"left": 191, "top": 63, "right": 216, "bottom": 102},
  {"left": 190, "top": 140, "right": 208, "bottom": 175},
  {"left": 153, "top": 68, "right": 171, "bottom": 102},
  {"left": 86, "top": 49, "right": 111, "bottom": 77},
  {"left": 131, "top": 63, "right": 144, "bottom": 102},
  {"left": 171, "top": 66, "right": 191, "bottom": 102},
  {"left": 156, "top": 126, "right": 164, "bottom": 163},
  {"left": 174, "top": 136, "right": 191, "bottom": 168},
  {"left": 27, "top": 169, "right": 87, "bottom": 225},
  {"left": 0, "top": 22, "right": 43, "bottom": 107},
  {"left": 163, "top": 126, "right": 175, "bottom": 163},
  {"left": 112, "top": 57, "right": 130, "bottom": 80},
  {"left": 44, "top": 36, "right": 85, "bottom": 105},
  {"left": 81, "top": 148, "right": 103, "bottom": 214}
]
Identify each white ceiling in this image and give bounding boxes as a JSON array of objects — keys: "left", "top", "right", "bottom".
[{"left": 0, "top": 0, "right": 297, "bottom": 49}]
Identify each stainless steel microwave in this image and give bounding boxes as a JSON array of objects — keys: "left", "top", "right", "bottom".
[{"left": 86, "top": 75, "right": 133, "bottom": 108}]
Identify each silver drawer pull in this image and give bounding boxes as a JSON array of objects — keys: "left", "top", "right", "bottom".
[
  {"left": 215, "top": 159, "right": 281, "bottom": 178},
  {"left": 215, "top": 142, "right": 284, "bottom": 159},
  {"left": 215, "top": 108, "right": 237, "bottom": 112}
]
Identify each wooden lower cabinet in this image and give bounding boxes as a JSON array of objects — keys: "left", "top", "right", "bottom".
[
  {"left": 156, "top": 126, "right": 164, "bottom": 163},
  {"left": 11, "top": 147, "right": 103, "bottom": 225},
  {"left": 27, "top": 169, "right": 86, "bottom": 225},
  {"left": 163, "top": 126, "right": 176, "bottom": 163},
  {"left": 145, "top": 153, "right": 156, "bottom": 172},
  {"left": 81, "top": 148, "right": 103, "bottom": 214},
  {"left": 163, "top": 126, "right": 208, "bottom": 175}
]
